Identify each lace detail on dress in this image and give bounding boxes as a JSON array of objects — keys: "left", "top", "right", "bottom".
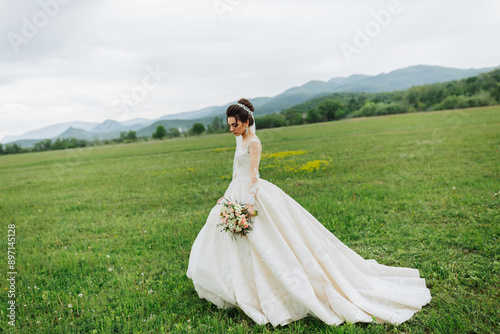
[
  {"left": 227, "top": 136, "right": 261, "bottom": 205},
  {"left": 247, "top": 137, "right": 261, "bottom": 205}
]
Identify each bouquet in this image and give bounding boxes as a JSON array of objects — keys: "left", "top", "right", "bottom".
[{"left": 217, "top": 196, "right": 258, "bottom": 240}]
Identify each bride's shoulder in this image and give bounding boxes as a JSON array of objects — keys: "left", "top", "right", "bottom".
[
  {"left": 248, "top": 136, "right": 261, "bottom": 148},
  {"left": 248, "top": 136, "right": 262, "bottom": 154},
  {"left": 249, "top": 135, "right": 261, "bottom": 143}
]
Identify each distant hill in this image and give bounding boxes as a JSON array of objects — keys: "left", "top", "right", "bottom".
[
  {"left": 280, "top": 67, "right": 500, "bottom": 117},
  {"left": 120, "top": 117, "right": 156, "bottom": 127},
  {"left": 158, "top": 97, "right": 274, "bottom": 121},
  {"left": 154, "top": 65, "right": 496, "bottom": 119},
  {"left": 327, "top": 65, "right": 497, "bottom": 93},
  {"left": 90, "top": 120, "right": 124, "bottom": 134},
  {"left": 3, "top": 64, "right": 497, "bottom": 148},
  {"left": 2, "top": 121, "right": 98, "bottom": 143},
  {"left": 55, "top": 127, "right": 98, "bottom": 141}
]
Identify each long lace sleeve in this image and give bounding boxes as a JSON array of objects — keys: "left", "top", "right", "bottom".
[{"left": 247, "top": 138, "right": 261, "bottom": 205}]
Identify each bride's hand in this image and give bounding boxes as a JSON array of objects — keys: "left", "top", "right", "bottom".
[
  {"left": 245, "top": 204, "right": 255, "bottom": 216},
  {"left": 217, "top": 197, "right": 224, "bottom": 204}
]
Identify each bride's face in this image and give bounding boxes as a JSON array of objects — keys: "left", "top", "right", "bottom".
[{"left": 227, "top": 116, "right": 248, "bottom": 136}]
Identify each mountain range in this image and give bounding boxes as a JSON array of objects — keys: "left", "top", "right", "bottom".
[{"left": 3, "top": 64, "right": 497, "bottom": 148}]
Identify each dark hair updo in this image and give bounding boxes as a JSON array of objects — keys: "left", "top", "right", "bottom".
[{"left": 226, "top": 98, "right": 255, "bottom": 129}]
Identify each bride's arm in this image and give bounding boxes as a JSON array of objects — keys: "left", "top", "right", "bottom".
[{"left": 247, "top": 139, "right": 261, "bottom": 206}]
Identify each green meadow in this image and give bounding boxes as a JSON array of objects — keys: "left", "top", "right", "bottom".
[{"left": 1, "top": 106, "right": 499, "bottom": 333}]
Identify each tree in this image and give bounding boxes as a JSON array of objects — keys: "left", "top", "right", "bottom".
[
  {"left": 119, "top": 130, "right": 137, "bottom": 142},
  {"left": 211, "top": 116, "right": 224, "bottom": 131},
  {"left": 356, "top": 94, "right": 368, "bottom": 106},
  {"left": 255, "top": 114, "right": 286, "bottom": 129},
  {"left": 405, "top": 88, "right": 421, "bottom": 109},
  {"left": 119, "top": 131, "right": 127, "bottom": 142},
  {"left": 305, "top": 109, "right": 322, "bottom": 123},
  {"left": 42, "top": 139, "right": 52, "bottom": 150},
  {"left": 33, "top": 141, "right": 44, "bottom": 151},
  {"left": 357, "top": 101, "right": 378, "bottom": 116},
  {"left": 434, "top": 95, "right": 458, "bottom": 110},
  {"left": 282, "top": 108, "right": 304, "bottom": 126},
  {"left": 67, "top": 137, "right": 79, "bottom": 149},
  {"left": 5, "top": 143, "right": 21, "bottom": 154},
  {"left": 191, "top": 122, "right": 206, "bottom": 136},
  {"left": 127, "top": 130, "right": 137, "bottom": 140},
  {"left": 52, "top": 138, "right": 64, "bottom": 150},
  {"left": 317, "top": 99, "right": 342, "bottom": 121},
  {"left": 34, "top": 139, "right": 52, "bottom": 151},
  {"left": 289, "top": 113, "right": 304, "bottom": 126},
  {"left": 268, "top": 114, "right": 286, "bottom": 128},
  {"left": 152, "top": 125, "right": 167, "bottom": 139},
  {"left": 0, "top": 143, "right": 3, "bottom": 155},
  {"left": 168, "top": 128, "right": 180, "bottom": 138}
]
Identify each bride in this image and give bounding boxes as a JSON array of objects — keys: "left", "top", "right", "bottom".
[{"left": 186, "top": 98, "right": 431, "bottom": 327}]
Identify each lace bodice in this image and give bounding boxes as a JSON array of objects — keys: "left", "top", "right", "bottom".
[{"left": 229, "top": 136, "right": 261, "bottom": 205}]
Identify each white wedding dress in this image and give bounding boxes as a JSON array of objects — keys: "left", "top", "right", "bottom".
[{"left": 186, "top": 135, "right": 431, "bottom": 327}]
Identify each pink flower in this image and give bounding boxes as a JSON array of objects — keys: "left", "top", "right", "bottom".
[
  {"left": 229, "top": 208, "right": 234, "bottom": 213},
  {"left": 241, "top": 217, "right": 246, "bottom": 225}
]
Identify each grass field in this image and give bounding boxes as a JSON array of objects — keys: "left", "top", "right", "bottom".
[{"left": 1, "top": 106, "right": 499, "bottom": 333}]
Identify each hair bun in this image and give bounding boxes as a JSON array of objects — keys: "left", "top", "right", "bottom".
[{"left": 238, "top": 98, "right": 255, "bottom": 113}]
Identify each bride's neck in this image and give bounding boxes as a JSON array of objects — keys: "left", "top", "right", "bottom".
[{"left": 241, "top": 131, "right": 254, "bottom": 140}]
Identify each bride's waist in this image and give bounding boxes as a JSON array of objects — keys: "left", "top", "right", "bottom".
[{"left": 233, "top": 176, "right": 251, "bottom": 181}]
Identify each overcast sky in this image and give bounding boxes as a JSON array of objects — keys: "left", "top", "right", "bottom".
[{"left": 1, "top": 0, "right": 499, "bottom": 141}]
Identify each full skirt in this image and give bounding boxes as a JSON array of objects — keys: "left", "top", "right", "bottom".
[{"left": 186, "top": 178, "right": 431, "bottom": 327}]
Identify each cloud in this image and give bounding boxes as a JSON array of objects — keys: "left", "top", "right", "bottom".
[{"left": 1, "top": 0, "right": 499, "bottom": 140}]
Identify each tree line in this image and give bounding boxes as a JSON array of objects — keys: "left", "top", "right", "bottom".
[
  {"left": 277, "top": 68, "right": 500, "bottom": 125},
  {"left": 0, "top": 126, "right": 193, "bottom": 155},
  {"left": 149, "top": 117, "right": 225, "bottom": 140},
  {"left": 1, "top": 131, "right": 140, "bottom": 155}
]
